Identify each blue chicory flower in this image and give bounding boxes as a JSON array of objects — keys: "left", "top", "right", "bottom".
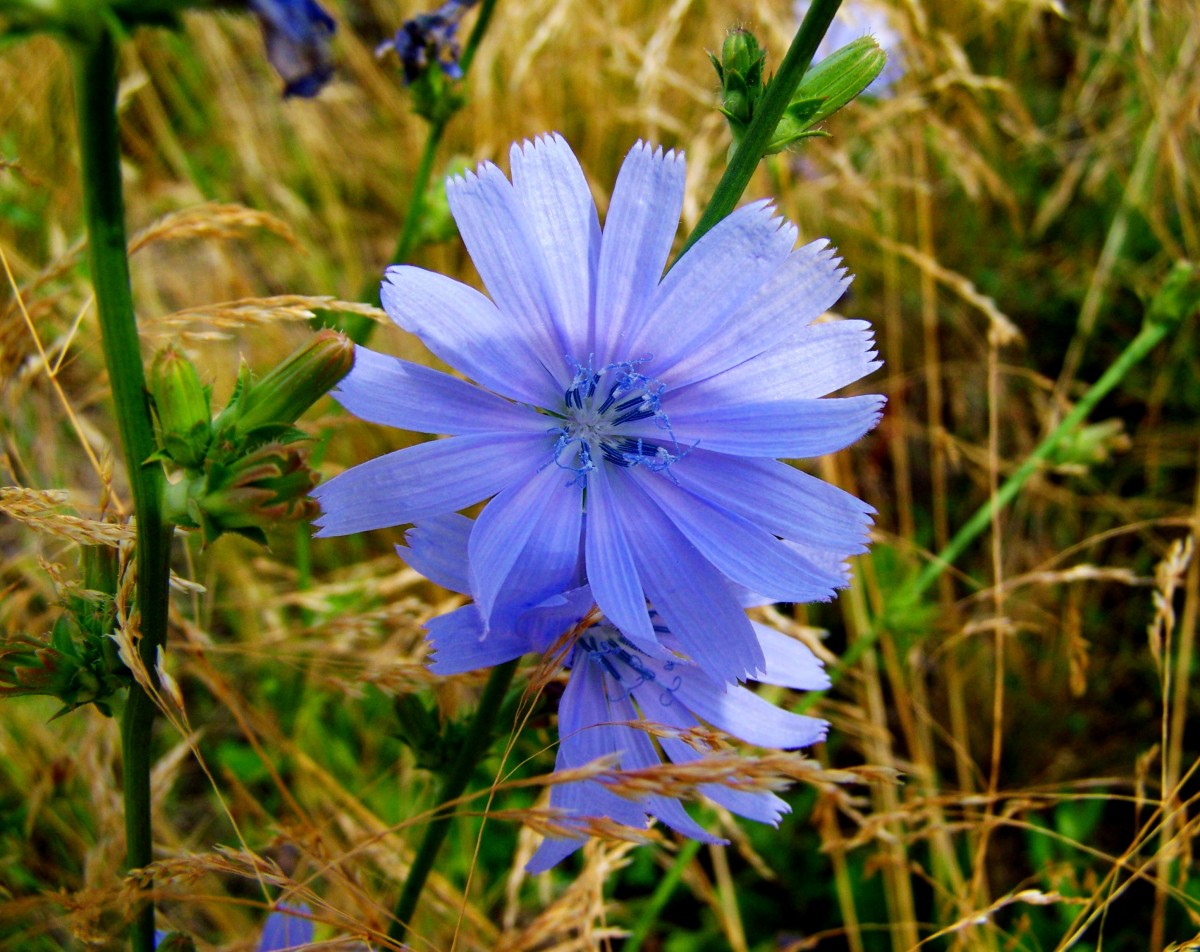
[
  {"left": 376, "top": 0, "right": 478, "bottom": 85},
  {"left": 312, "top": 133, "right": 882, "bottom": 685},
  {"left": 397, "top": 513, "right": 831, "bottom": 872},
  {"left": 795, "top": 0, "right": 904, "bottom": 97},
  {"left": 249, "top": 0, "right": 337, "bottom": 98}
]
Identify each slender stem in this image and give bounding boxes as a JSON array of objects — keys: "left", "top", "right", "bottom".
[
  {"left": 672, "top": 0, "right": 842, "bottom": 266},
  {"left": 458, "top": 0, "right": 499, "bottom": 75},
  {"left": 72, "top": 29, "right": 173, "bottom": 952},
  {"left": 387, "top": 658, "right": 519, "bottom": 945},
  {"left": 623, "top": 839, "right": 703, "bottom": 952},
  {"left": 341, "top": 0, "right": 501, "bottom": 344},
  {"left": 388, "top": 124, "right": 445, "bottom": 276},
  {"left": 818, "top": 306, "right": 1190, "bottom": 696}
]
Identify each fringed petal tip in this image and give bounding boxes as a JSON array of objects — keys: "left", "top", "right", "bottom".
[
  {"left": 629, "top": 139, "right": 685, "bottom": 171},
  {"left": 511, "top": 131, "right": 572, "bottom": 162}
]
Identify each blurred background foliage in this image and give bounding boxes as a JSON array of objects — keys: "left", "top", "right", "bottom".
[{"left": 1, "top": 0, "right": 1199, "bottom": 949}]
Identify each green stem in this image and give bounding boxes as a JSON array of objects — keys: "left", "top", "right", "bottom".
[
  {"left": 341, "top": 0, "right": 500, "bottom": 344},
  {"left": 337, "top": 124, "right": 443, "bottom": 345},
  {"left": 623, "top": 839, "right": 703, "bottom": 952},
  {"left": 458, "top": 0, "right": 498, "bottom": 76},
  {"left": 387, "top": 658, "right": 519, "bottom": 945},
  {"left": 672, "top": 0, "right": 842, "bottom": 265},
  {"left": 818, "top": 300, "right": 1191, "bottom": 695},
  {"left": 71, "top": 28, "right": 173, "bottom": 952},
  {"left": 388, "top": 123, "right": 445, "bottom": 279}
]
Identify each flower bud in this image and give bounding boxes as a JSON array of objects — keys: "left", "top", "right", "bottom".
[
  {"left": 377, "top": 0, "right": 477, "bottom": 123},
  {"left": 193, "top": 441, "right": 321, "bottom": 546},
  {"left": 765, "top": 37, "right": 887, "bottom": 153},
  {"left": 0, "top": 612, "right": 123, "bottom": 718},
  {"left": 1047, "top": 419, "right": 1131, "bottom": 475},
  {"left": 215, "top": 330, "right": 354, "bottom": 445},
  {"left": 149, "top": 345, "right": 212, "bottom": 469},
  {"left": 711, "top": 28, "right": 768, "bottom": 142},
  {"left": 792, "top": 35, "right": 887, "bottom": 128},
  {"left": 1145, "top": 260, "right": 1200, "bottom": 330}
]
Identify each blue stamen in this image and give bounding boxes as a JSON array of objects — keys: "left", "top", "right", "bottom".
[{"left": 554, "top": 354, "right": 684, "bottom": 484}]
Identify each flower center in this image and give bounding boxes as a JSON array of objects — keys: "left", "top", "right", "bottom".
[
  {"left": 549, "top": 357, "right": 681, "bottom": 486},
  {"left": 574, "top": 625, "right": 682, "bottom": 707}
]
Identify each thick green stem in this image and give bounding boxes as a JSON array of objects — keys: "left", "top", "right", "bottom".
[
  {"left": 817, "top": 299, "right": 1193, "bottom": 697},
  {"left": 72, "top": 29, "right": 173, "bottom": 952},
  {"left": 672, "top": 0, "right": 842, "bottom": 265},
  {"left": 387, "top": 658, "right": 519, "bottom": 945}
]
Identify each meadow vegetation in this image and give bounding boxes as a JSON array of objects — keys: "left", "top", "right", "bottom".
[{"left": 1, "top": 0, "right": 1198, "bottom": 949}]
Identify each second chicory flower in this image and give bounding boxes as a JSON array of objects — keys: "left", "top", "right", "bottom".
[{"left": 399, "top": 512, "right": 832, "bottom": 872}]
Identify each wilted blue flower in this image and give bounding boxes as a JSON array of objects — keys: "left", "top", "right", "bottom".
[
  {"left": 795, "top": 0, "right": 904, "bottom": 96},
  {"left": 376, "top": 0, "right": 478, "bottom": 85},
  {"left": 398, "top": 514, "right": 830, "bottom": 872},
  {"left": 249, "top": 0, "right": 336, "bottom": 98},
  {"left": 313, "top": 134, "right": 882, "bottom": 685}
]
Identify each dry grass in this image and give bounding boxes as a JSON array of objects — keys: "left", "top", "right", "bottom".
[{"left": 1, "top": 0, "right": 1199, "bottom": 949}]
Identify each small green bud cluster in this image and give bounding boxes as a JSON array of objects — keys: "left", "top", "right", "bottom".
[
  {"left": 151, "top": 331, "right": 354, "bottom": 546},
  {"left": 0, "top": 547, "right": 125, "bottom": 718},
  {"left": 1046, "top": 419, "right": 1130, "bottom": 475},
  {"left": 408, "top": 60, "right": 468, "bottom": 125},
  {"left": 1145, "top": 260, "right": 1200, "bottom": 330},
  {"left": 712, "top": 27, "right": 887, "bottom": 156}
]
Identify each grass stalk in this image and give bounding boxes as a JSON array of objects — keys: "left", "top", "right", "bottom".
[
  {"left": 815, "top": 271, "right": 1197, "bottom": 695},
  {"left": 71, "top": 27, "right": 173, "bottom": 952},
  {"left": 622, "top": 839, "right": 703, "bottom": 952}
]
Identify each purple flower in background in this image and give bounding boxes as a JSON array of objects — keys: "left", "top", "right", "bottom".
[
  {"left": 376, "top": 0, "right": 478, "bottom": 85},
  {"left": 155, "top": 901, "right": 313, "bottom": 950},
  {"left": 398, "top": 514, "right": 830, "bottom": 873},
  {"left": 257, "top": 902, "right": 314, "bottom": 950},
  {"left": 249, "top": 0, "right": 336, "bottom": 98},
  {"left": 313, "top": 134, "right": 882, "bottom": 685},
  {"left": 796, "top": 0, "right": 904, "bottom": 96}
]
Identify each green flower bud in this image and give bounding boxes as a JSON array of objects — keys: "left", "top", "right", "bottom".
[
  {"left": 0, "top": 620, "right": 123, "bottom": 718},
  {"left": 1047, "top": 419, "right": 1130, "bottom": 475},
  {"left": 1145, "top": 260, "right": 1200, "bottom": 330},
  {"left": 149, "top": 345, "right": 212, "bottom": 469},
  {"left": 792, "top": 36, "right": 887, "bottom": 128},
  {"left": 766, "top": 37, "right": 887, "bottom": 153},
  {"left": 214, "top": 330, "right": 354, "bottom": 444},
  {"left": 191, "top": 441, "right": 321, "bottom": 546},
  {"left": 711, "top": 28, "right": 768, "bottom": 146},
  {"left": 716, "top": 28, "right": 766, "bottom": 94}
]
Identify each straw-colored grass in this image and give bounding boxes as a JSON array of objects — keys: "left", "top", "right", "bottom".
[{"left": 2, "top": 0, "right": 1198, "bottom": 949}]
